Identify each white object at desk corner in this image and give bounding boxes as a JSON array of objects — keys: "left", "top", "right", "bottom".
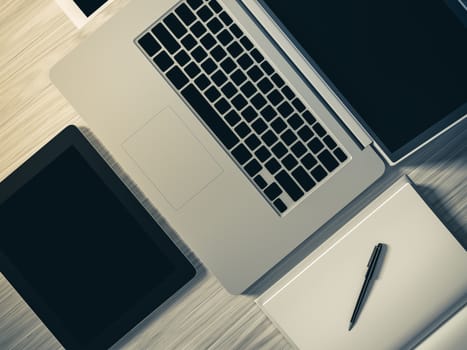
[{"left": 256, "top": 176, "right": 467, "bottom": 350}]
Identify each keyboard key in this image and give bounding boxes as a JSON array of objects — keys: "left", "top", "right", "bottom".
[
  {"left": 260, "top": 106, "right": 277, "bottom": 121},
  {"left": 292, "top": 167, "right": 316, "bottom": 191},
  {"left": 334, "top": 148, "right": 348, "bottom": 162},
  {"left": 214, "top": 98, "right": 231, "bottom": 114},
  {"left": 209, "top": 0, "right": 222, "bottom": 13},
  {"left": 258, "top": 77, "right": 273, "bottom": 94},
  {"left": 201, "top": 57, "right": 217, "bottom": 74},
  {"left": 240, "top": 82, "right": 256, "bottom": 98},
  {"left": 192, "top": 46, "right": 207, "bottom": 62},
  {"left": 297, "top": 125, "right": 314, "bottom": 141},
  {"left": 194, "top": 74, "right": 210, "bottom": 90},
  {"left": 273, "top": 198, "right": 287, "bottom": 213},
  {"left": 205, "top": 86, "right": 221, "bottom": 102},
  {"left": 271, "top": 142, "right": 287, "bottom": 158},
  {"left": 266, "top": 89, "right": 284, "bottom": 106},
  {"left": 176, "top": 4, "right": 196, "bottom": 26},
  {"left": 232, "top": 144, "right": 252, "bottom": 164},
  {"left": 232, "top": 94, "right": 248, "bottom": 110},
  {"left": 230, "top": 24, "right": 243, "bottom": 38},
  {"left": 261, "top": 130, "right": 278, "bottom": 146},
  {"left": 219, "top": 11, "right": 233, "bottom": 25},
  {"left": 247, "top": 66, "right": 264, "bottom": 82},
  {"left": 227, "top": 42, "right": 243, "bottom": 57},
  {"left": 221, "top": 82, "right": 238, "bottom": 98},
  {"left": 318, "top": 150, "right": 339, "bottom": 172},
  {"left": 164, "top": 14, "right": 187, "bottom": 38},
  {"left": 312, "top": 122, "right": 326, "bottom": 137},
  {"left": 197, "top": 5, "right": 213, "bottom": 21},
  {"left": 282, "top": 154, "right": 298, "bottom": 170},
  {"left": 280, "top": 130, "right": 297, "bottom": 145},
  {"left": 231, "top": 69, "right": 247, "bottom": 85},
  {"left": 237, "top": 53, "right": 254, "bottom": 70},
  {"left": 181, "top": 84, "right": 239, "bottom": 149},
  {"left": 271, "top": 73, "right": 285, "bottom": 87},
  {"left": 278, "top": 101, "right": 294, "bottom": 117},
  {"left": 271, "top": 118, "right": 287, "bottom": 133},
  {"left": 234, "top": 121, "right": 251, "bottom": 138},
  {"left": 212, "top": 70, "right": 228, "bottom": 86},
  {"left": 240, "top": 36, "right": 253, "bottom": 50},
  {"left": 241, "top": 106, "right": 257, "bottom": 122},
  {"left": 301, "top": 153, "right": 318, "bottom": 169},
  {"left": 302, "top": 110, "right": 316, "bottom": 125},
  {"left": 291, "top": 141, "right": 307, "bottom": 158},
  {"left": 265, "top": 183, "right": 282, "bottom": 201},
  {"left": 184, "top": 61, "right": 201, "bottom": 78},
  {"left": 220, "top": 57, "right": 237, "bottom": 73},
  {"left": 287, "top": 114, "right": 304, "bottom": 130},
  {"left": 174, "top": 50, "right": 190, "bottom": 66},
  {"left": 261, "top": 61, "right": 274, "bottom": 75},
  {"left": 181, "top": 34, "right": 197, "bottom": 50},
  {"left": 211, "top": 45, "right": 227, "bottom": 61},
  {"left": 250, "top": 48, "right": 264, "bottom": 63},
  {"left": 217, "top": 29, "right": 234, "bottom": 45},
  {"left": 311, "top": 165, "right": 327, "bottom": 182},
  {"left": 200, "top": 33, "right": 216, "bottom": 49},
  {"left": 138, "top": 33, "right": 161, "bottom": 56},
  {"left": 153, "top": 51, "right": 174, "bottom": 71},
  {"left": 166, "top": 66, "right": 189, "bottom": 89},
  {"left": 225, "top": 110, "right": 241, "bottom": 126},
  {"left": 187, "top": 0, "right": 203, "bottom": 10},
  {"left": 207, "top": 17, "right": 223, "bottom": 34},
  {"left": 254, "top": 174, "right": 267, "bottom": 189},
  {"left": 307, "top": 137, "right": 324, "bottom": 154},
  {"left": 275, "top": 170, "right": 304, "bottom": 201},
  {"left": 244, "top": 159, "right": 262, "bottom": 177},
  {"left": 152, "top": 24, "right": 180, "bottom": 54},
  {"left": 245, "top": 133, "right": 261, "bottom": 150},
  {"left": 190, "top": 21, "right": 207, "bottom": 37},
  {"left": 255, "top": 146, "right": 271, "bottom": 162},
  {"left": 265, "top": 158, "right": 281, "bottom": 174},
  {"left": 281, "top": 86, "right": 295, "bottom": 100},
  {"left": 251, "top": 118, "right": 267, "bottom": 134},
  {"left": 251, "top": 93, "right": 267, "bottom": 110},
  {"left": 323, "top": 135, "right": 337, "bottom": 149},
  {"left": 292, "top": 98, "right": 306, "bottom": 112}
]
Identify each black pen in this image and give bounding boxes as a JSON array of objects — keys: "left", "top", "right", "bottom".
[{"left": 348, "top": 243, "right": 384, "bottom": 331}]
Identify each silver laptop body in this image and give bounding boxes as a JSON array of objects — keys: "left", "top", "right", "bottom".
[{"left": 50, "top": 0, "right": 385, "bottom": 294}]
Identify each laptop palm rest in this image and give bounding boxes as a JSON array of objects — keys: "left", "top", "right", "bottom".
[{"left": 123, "top": 107, "right": 223, "bottom": 209}]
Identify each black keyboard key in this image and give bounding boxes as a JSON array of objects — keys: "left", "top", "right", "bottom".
[
  {"left": 267, "top": 90, "right": 284, "bottom": 106},
  {"left": 164, "top": 14, "right": 187, "bottom": 38},
  {"left": 261, "top": 61, "right": 274, "bottom": 75},
  {"left": 271, "top": 142, "right": 287, "bottom": 158},
  {"left": 181, "top": 84, "right": 239, "bottom": 149},
  {"left": 207, "top": 17, "right": 223, "bottom": 34},
  {"left": 271, "top": 73, "right": 285, "bottom": 88},
  {"left": 232, "top": 144, "right": 252, "bottom": 164},
  {"left": 212, "top": 70, "right": 228, "bottom": 86},
  {"left": 302, "top": 110, "right": 316, "bottom": 125},
  {"left": 191, "top": 21, "right": 207, "bottom": 37},
  {"left": 237, "top": 53, "right": 253, "bottom": 70},
  {"left": 311, "top": 165, "right": 327, "bottom": 182},
  {"left": 181, "top": 34, "right": 197, "bottom": 50},
  {"left": 307, "top": 137, "right": 324, "bottom": 154},
  {"left": 225, "top": 110, "right": 241, "bottom": 126},
  {"left": 245, "top": 133, "right": 261, "bottom": 150},
  {"left": 278, "top": 101, "right": 294, "bottom": 117},
  {"left": 152, "top": 24, "right": 180, "bottom": 54},
  {"left": 217, "top": 29, "right": 234, "bottom": 45},
  {"left": 227, "top": 42, "right": 243, "bottom": 57},
  {"left": 271, "top": 118, "right": 287, "bottom": 133},
  {"left": 241, "top": 106, "right": 257, "bottom": 122},
  {"left": 255, "top": 146, "right": 271, "bottom": 162},
  {"left": 265, "top": 158, "right": 281, "bottom": 174},
  {"left": 287, "top": 113, "right": 304, "bottom": 130},
  {"left": 240, "top": 36, "right": 253, "bottom": 50},
  {"left": 176, "top": 4, "right": 196, "bottom": 26},
  {"left": 192, "top": 46, "right": 207, "bottom": 62},
  {"left": 275, "top": 170, "right": 304, "bottom": 201},
  {"left": 221, "top": 82, "right": 237, "bottom": 98},
  {"left": 254, "top": 174, "right": 267, "bottom": 189},
  {"left": 219, "top": 11, "right": 233, "bottom": 25},
  {"left": 250, "top": 48, "right": 264, "bottom": 63},
  {"left": 220, "top": 57, "right": 237, "bottom": 73},
  {"left": 292, "top": 167, "right": 316, "bottom": 191},
  {"left": 247, "top": 66, "right": 264, "bottom": 82},
  {"left": 334, "top": 148, "right": 348, "bottom": 162},
  {"left": 187, "top": 0, "right": 203, "bottom": 10},
  {"left": 153, "top": 51, "right": 174, "bottom": 71},
  {"left": 194, "top": 74, "right": 210, "bottom": 90},
  {"left": 313, "top": 122, "right": 326, "bottom": 137},
  {"left": 167, "top": 66, "right": 189, "bottom": 89},
  {"left": 251, "top": 118, "right": 267, "bottom": 134},
  {"left": 265, "top": 183, "right": 282, "bottom": 201},
  {"left": 323, "top": 135, "right": 337, "bottom": 149},
  {"left": 245, "top": 159, "right": 262, "bottom": 177},
  {"left": 230, "top": 24, "right": 243, "bottom": 38},
  {"left": 184, "top": 61, "right": 201, "bottom": 78},
  {"left": 197, "top": 5, "right": 213, "bottom": 21},
  {"left": 232, "top": 94, "right": 248, "bottom": 110},
  {"left": 205, "top": 86, "right": 221, "bottom": 102},
  {"left": 282, "top": 154, "right": 298, "bottom": 170},
  {"left": 211, "top": 45, "right": 227, "bottom": 61},
  {"left": 201, "top": 57, "right": 217, "bottom": 74},
  {"left": 281, "top": 86, "right": 295, "bottom": 100},
  {"left": 291, "top": 141, "right": 307, "bottom": 158},
  {"left": 214, "top": 98, "right": 231, "bottom": 114},
  {"left": 234, "top": 121, "right": 251, "bottom": 138},
  {"left": 273, "top": 198, "right": 287, "bottom": 213},
  {"left": 138, "top": 33, "right": 161, "bottom": 56},
  {"left": 209, "top": 0, "right": 222, "bottom": 13},
  {"left": 251, "top": 93, "right": 267, "bottom": 110},
  {"left": 297, "top": 125, "right": 314, "bottom": 142},
  {"left": 174, "top": 50, "right": 190, "bottom": 66},
  {"left": 258, "top": 77, "right": 273, "bottom": 94},
  {"left": 240, "top": 82, "right": 256, "bottom": 98},
  {"left": 318, "top": 150, "right": 339, "bottom": 172},
  {"left": 260, "top": 106, "right": 277, "bottom": 121},
  {"left": 261, "top": 130, "right": 278, "bottom": 146},
  {"left": 200, "top": 33, "right": 216, "bottom": 50},
  {"left": 301, "top": 153, "right": 318, "bottom": 169},
  {"left": 231, "top": 69, "right": 247, "bottom": 85},
  {"left": 292, "top": 98, "right": 306, "bottom": 112},
  {"left": 280, "top": 130, "right": 297, "bottom": 145}
]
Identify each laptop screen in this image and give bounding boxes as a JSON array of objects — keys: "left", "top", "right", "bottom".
[{"left": 260, "top": 0, "right": 467, "bottom": 160}]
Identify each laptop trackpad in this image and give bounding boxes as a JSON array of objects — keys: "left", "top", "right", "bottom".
[{"left": 123, "top": 108, "right": 223, "bottom": 209}]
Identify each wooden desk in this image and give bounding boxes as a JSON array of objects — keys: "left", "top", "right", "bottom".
[{"left": 1, "top": 1, "right": 465, "bottom": 349}]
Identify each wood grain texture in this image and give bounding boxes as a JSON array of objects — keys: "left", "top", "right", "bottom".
[{"left": 0, "top": 1, "right": 465, "bottom": 349}]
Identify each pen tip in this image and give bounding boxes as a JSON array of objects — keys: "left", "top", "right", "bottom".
[{"left": 348, "top": 322, "right": 353, "bottom": 331}]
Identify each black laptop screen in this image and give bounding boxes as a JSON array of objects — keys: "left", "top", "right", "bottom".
[{"left": 261, "top": 0, "right": 467, "bottom": 159}]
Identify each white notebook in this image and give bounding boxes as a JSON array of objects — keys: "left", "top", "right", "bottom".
[{"left": 256, "top": 177, "right": 467, "bottom": 350}]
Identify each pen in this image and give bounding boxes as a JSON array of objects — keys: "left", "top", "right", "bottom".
[{"left": 348, "top": 243, "right": 384, "bottom": 331}]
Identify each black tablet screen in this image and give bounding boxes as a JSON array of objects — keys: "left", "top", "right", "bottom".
[
  {"left": 261, "top": 0, "right": 467, "bottom": 158},
  {"left": 73, "top": 0, "right": 108, "bottom": 17},
  {"left": 0, "top": 147, "right": 175, "bottom": 346}
]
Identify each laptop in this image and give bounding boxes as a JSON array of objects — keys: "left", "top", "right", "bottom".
[{"left": 50, "top": 0, "right": 467, "bottom": 293}]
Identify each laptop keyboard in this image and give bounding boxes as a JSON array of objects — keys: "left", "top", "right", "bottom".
[{"left": 136, "top": 0, "right": 349, "bottom": 215}]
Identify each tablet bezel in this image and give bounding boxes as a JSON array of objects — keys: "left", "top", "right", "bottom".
[{"left": 0, "top": 125, "right": 196, "bottom": 350}]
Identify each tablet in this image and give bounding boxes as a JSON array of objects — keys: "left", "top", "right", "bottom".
[
  {"left": 55, "top": 0, "right": 112, "bottom": 28},
  {"left": 0, "top": 126, "right": 195, "bottom": 350}
]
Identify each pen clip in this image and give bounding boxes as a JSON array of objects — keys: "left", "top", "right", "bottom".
[{"left": 367, "top": 244, "right": 379, "bottom": 267}]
